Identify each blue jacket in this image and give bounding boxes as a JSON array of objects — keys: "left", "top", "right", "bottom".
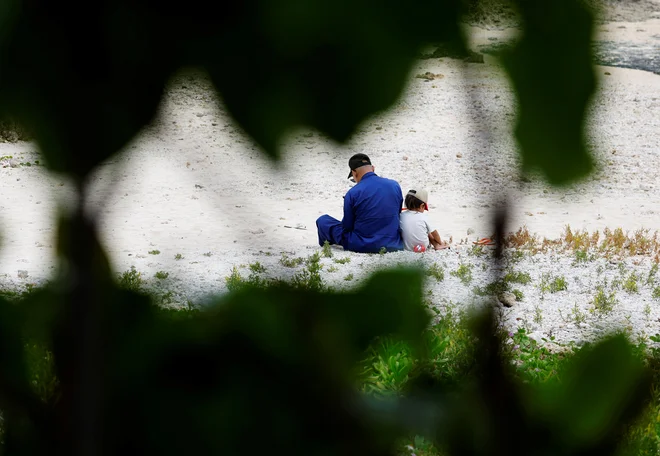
[{"left": 342, "top": 172, "right": 404, "bottom": 253}]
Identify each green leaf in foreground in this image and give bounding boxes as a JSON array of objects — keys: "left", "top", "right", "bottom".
[
  {"left": 533, "top": 335, "right": 650, "bottom": 451},
  {"left": 502, "top": 0, "right": 597, "bottom": 184}
]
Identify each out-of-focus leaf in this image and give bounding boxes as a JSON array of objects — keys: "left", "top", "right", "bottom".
[
  {"left": 404, "top": 310, "right": 651, "bottom": 456},
  {"left": 0, "top": 2, "right": 173, "bottom": 178},
  {"left": 97, "top": 270, "right": 427, "bottom": 455},
  {"left": 502, "top": 0, "right": 596, "bottom": 184},
  {"left": 533, "top": 335, "right": 650, "bottom": 451},
  {"left": 205, "top": 0, "right": 465, "bottom": 157},
  {"left": 0, "top": 0, "right": 465, "bottom": 175},
  {"left": 205, "top": 268, "right": 428, "bottom": 374}
]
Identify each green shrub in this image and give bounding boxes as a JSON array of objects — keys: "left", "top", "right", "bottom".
[
  {"left": 322, "top": 240, "right": 333, "bottom": 258},
  {"left": 574, "top": 249, "right": 588, "bottom": 263},
  {"left": 280, "top": 253, "right": 304, "bottom": 268},
  {"left": 540, "top": 274, "right": 567, "bottom": 294},
  {"left": 225, "top": 266, "right": 245, "bottom": 292},
  {"left": 249, "top": 262, "right": 266, "bottom": 274},
  {"left": 427, "top": 263, "right": 445, "bottom": 282},
  {"left": 118, "top": 266, "right": 142, "bottom": 291},
  {"left": 504, "top": 270, "right": 532, "bottom": 285},
  {"left": 592, "top": 287, "right": 617, "bottom": 314},
  {"left": 550, "top": 276, "right": 568, "bottom": 293},
  {"left": 154, "top": 271, "right": 169, "bottom": 280},
  {"left": 647, "top": 262, "right": 659, "bottom": 285},
  {"left": 623, "top": 272, "right": 639, "bottom": 294},
  {"left": 291, "top": 253, "right": 324, "bottom": 291},
  {"left": 653, "top": 287, "right": 660, "bottom": 300},
  {"left": 451, "top": 263, "right": 473, "bottom": 285}
]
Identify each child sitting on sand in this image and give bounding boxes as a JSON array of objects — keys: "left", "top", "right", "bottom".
[{"left": 399, "top": 189, "right": 448, "bottom": 252}]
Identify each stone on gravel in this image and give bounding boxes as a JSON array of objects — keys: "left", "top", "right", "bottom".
[{"left": 499, "top": 292, "right": 517, "bottom": 308}]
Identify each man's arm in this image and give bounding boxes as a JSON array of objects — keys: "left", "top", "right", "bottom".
[{"left": 342, "top": 191, "right": 355, "bottom": 233}]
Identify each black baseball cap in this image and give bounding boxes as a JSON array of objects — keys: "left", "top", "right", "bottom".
[{"left": 347, "top": 153, "right": 372, "bottom": 179}]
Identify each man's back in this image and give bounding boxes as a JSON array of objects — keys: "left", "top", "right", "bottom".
[{"left": 343, "top": 172, "right": 403, "bottom": 253}]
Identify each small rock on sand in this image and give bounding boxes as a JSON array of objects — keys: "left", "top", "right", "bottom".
[{"left": 498, "top": 292, "right": 517, "bottom": 308}]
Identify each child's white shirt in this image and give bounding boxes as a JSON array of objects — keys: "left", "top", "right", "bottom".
[{"left": 399, "top": 210, "right": 435, "bottom": 251}]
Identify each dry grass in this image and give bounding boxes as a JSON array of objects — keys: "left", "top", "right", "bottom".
[
  {"left": 502, "top": 225, "right": 660, "bottom": 262},
  {"left": 504, "top": 226, "right": 537, "bottom": 250}
]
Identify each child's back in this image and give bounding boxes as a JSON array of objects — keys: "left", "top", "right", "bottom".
[
  {"left": 400, "top": 210, "right": 434, "bottom": 251},
  {"left": 400, "top": 188, "right": 447, "bottom": 251}
]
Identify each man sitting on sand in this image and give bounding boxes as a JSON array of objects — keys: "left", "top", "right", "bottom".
[{"left": 316, "top": 153, "right": 404, "bottom": 253}]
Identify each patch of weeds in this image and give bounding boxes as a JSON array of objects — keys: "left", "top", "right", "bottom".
[
  {"left": 291, "top": 253, "right": 324, "bottom": 291},
  {"left": 512, "top": 289, "right": 524, "bottom": 301},
  {"left": 248, "top": 262, "right": 266, "bottom": 274},
  {"left": 504, "top": 270, "right": 531, "bottom": 285},
  {"left": 174, "top": 253, "right": 183, "bottom": 260},
  {"left": 574, "top": 249, "right": 589, "bottom": 264},
  {"left": 344, "top": 273, "right": 354, "bottom": 281},
  {"left": 563, "top": 225, "right": 593, "bottom": 251},
  {"left": 24, "top": 342, "right": 59, "bottom": 404},
  {"left": 23, "top": 283, "right": 36, "bottom": 295},
  {"left": 481, "top": 279, "right": 510, "bottom": 297},
  {"left": 154, "top": 271, "right": 169, "bottom": 280},
  {"left": 505, "top": 226, "right": 537, "bottom": 250},
  {"left": 550, "top": 276, "right": 567, "bottom": 293},
  {"left": 327, "top": 265, "right": 338, "bottom": 273},
  {"left": 203, "top": 251, "right": 212, "bottom": 257},
  {"left": 225, "top": 266, "right": 245, "bottom": 292},
  {"left": 601, "top": 227, "right": 628, "bottom": 256},
  {"left": 358, "top": 305, "right": 477, "bottom": 396},
  {"left": 378, "top": 247, "right": 387, "bottom": 255},
  {"left": 508, "top": 328, "right": 564, "bottom": 383},
  {"left": 618, "top": 261, "right": 627, "bottom": 276},
  {"left": 0, "top": 288, "right": 21, "bottom": 301},
  {"left": 322, "top": 240, "right": 333, "bottom": 258},
  {"left": 468, "top": 244, "right": 486, "bottom": 257},
  {"left": 160, "top": 290, "right": 175, "bottom": 305},
  {"left": 533, "top": 305, "right": 542, "bottom": 324},
  {"left": 280, "top": 253, "right": 304, "bottom": 268},
  {"left": 540, "top": 274, "right": 567, "bottom": 294},
  {"left": 591, "top": 286, "right": 617, "bottom": 314},
  {"left": 450, "top": 263, "right": 473, "bottom": 285},
  {"left": 623, "top": 272, "right": 640, "bottom": 294},
  {"left": 644, "top": 303, "right": 652, "bottom": 320},
  {"left": 333, "top": 257, "right": 351, "bottom": 265},
  {"left": 118, "top": 266, "right": 142, "bottom": 292},
  {"left": 508, "top": 249, "right": 525, "bottom": 263},
  {"left": 653, "top": 286, "right": 660, "bottom": 300},
  {"left": 427, "top": 263, "right": 445, "bottom": 282},
  {"left": 571, "top": 303, "right": 587, "bottom": 325},
  {"left": 148, "top": 249, "right": 160, "bottom": 255},
  {"left": 648, "top": 262, "right": 659, "bottom": 285}
]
